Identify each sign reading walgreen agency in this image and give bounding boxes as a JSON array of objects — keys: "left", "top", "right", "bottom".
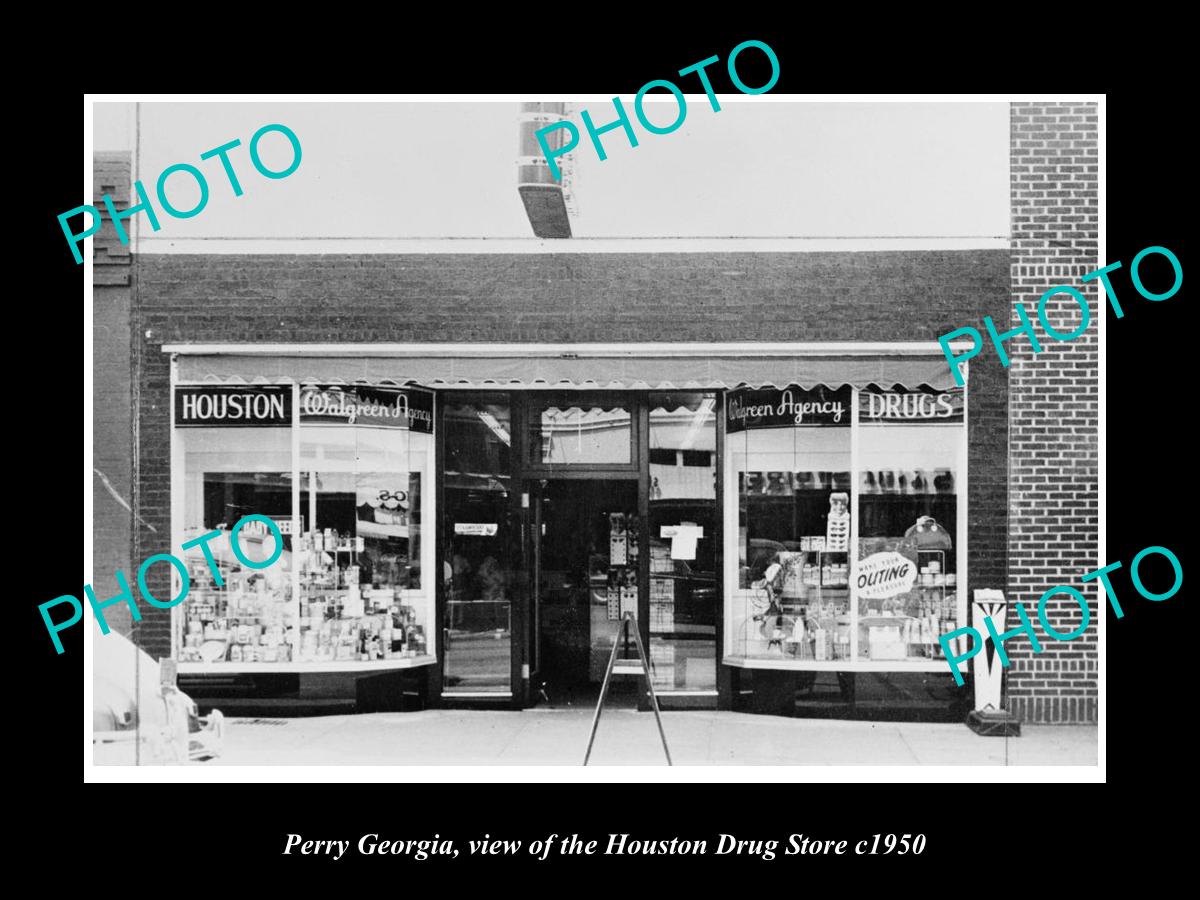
[
  {"left": 300, "top": 385, "right": 433, "bottom": 432},
  {"left": 726, "top": 385, "right": 851, "bottom": 433},
  {"left": 174, "top": 385, "right": 434, "bottom": 432},
  {"left": 860, "top": 386, "right": 964, "bottom": 423}
]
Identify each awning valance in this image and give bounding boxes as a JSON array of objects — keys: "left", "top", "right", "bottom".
[{"left": 170, "top": 346, "right": 960, "bottom": 391}]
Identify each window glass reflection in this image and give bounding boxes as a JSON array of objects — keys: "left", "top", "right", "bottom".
[
  {"left": 649, "top": 393, "right": 717, "bottom": 692},
  {"left": 443, "top": 396, "right": 513, "bottom": 693},
  {"left": 531, "top": 403, "right": 632, "bottom": 465}
]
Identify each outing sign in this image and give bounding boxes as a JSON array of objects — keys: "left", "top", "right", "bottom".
[{"left": 855, "top": 551, "right": 918, "bottom": 600}]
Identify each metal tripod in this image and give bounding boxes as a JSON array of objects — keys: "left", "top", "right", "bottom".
[{"left": 583, "top": 612, "right": 672, "bottom": 766}]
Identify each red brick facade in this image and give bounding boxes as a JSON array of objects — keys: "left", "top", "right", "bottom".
[{"left": 1005, "top": 103, "right": 1099, "bottom": 724}]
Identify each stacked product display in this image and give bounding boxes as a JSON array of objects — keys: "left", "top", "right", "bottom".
[
  {"left": 737, "top": 495, "right": 964, "bottom": 664},
  {"left": 856, "top": 514, "right": 958, "bottom": 661},
  {"left": 859, "top": 468, "right": 955, "bottom": 495},
  {"left": 856, "top": 549, "right": 958, "bottom": 661},
  {"left": 179, "top": 526, "right": 429, "bottom": 665},
  {"left": 649, "top": 541, "right": 673, "bottom": 632},
  {"left": 741, "top": 492, "right": 856, "bottom": 660},
  {"left": 180, "top": 555, "right": 295, "bottom": 664},
  {"left": 777, "top": 539, "right": 851, "bottom": 662},
  {"left": 297, "top": 528, "right": 428, "bottom": 662}
]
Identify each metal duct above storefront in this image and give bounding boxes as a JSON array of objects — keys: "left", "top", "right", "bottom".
[{"left": 168, "top": 344, "right": 962, "bottom": 391}]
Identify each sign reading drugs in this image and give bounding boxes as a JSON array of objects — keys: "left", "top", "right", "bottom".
[
  {"left": 860, "top": 386, "right": 964, "bottom": 423},
  {"left": 300, "top": 385, "right": 433, "bottom": 432},
  {"left": 855, "top": 551, "right": 917, "bottom": 599},
  {"left": 175, "top": 386, "right": 291, "bottom": 427},
  {"left": 726, "top": 385, "right": 850, "bottom": 433}
]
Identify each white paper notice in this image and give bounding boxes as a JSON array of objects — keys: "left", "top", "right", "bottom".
[
  {"left": 455, "top": 523, "right": 498, "bottom": 536},
  {"left": 672, "top": 533, "right": 698, "bottom": 560},
  {"left": 662, "top": 524, "right": 704, "bottom": 561}
]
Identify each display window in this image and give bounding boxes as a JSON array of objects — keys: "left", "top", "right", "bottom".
[
  {"left": 722, "top": 383, "right": 966, "bottom": 672},
  {"left": 855, "top": 386, "right": 966, "bottom": 665},
  {"left": 173, "top": 383, "right": 436, "bottom": 671},
  {"left": 177, "top": 422, "right": 296, "bottom": 666},
  {"left": 726, "top": 385, "right": 852, "bottom": 664}
]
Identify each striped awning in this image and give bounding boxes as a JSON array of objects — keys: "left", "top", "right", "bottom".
[{"left": 170, "top": 345, "right": 960, "bottom": 391}]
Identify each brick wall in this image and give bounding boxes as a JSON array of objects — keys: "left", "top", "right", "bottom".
[
  {"left": 1006, "top": 103, "right": 1099, "bottom": 724},
  {"left": 92, "top": 153, "right": 135, "bottom": 638},
  {"left": 129, "top": 249, "right": 1011, "bottom": 661}
]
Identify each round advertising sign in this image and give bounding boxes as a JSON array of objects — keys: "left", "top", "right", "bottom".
[{"left": 855, "top": 551, "right": 917, "bottom": 600}]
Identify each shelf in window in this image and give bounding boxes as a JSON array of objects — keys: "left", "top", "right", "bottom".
[
  {"left": 177, "top": 655, "right": 436, "bottom": 674},
  {"left": 780, "top": 585, "right": 850, "bottom": 597},
  {"left": 649, "top": 625, "right": 717, "bottom": 637},
  {"left": 723, "top": 656, "right": 961, "bottom": 673}
]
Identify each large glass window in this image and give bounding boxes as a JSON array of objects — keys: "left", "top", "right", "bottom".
[
  {"left": 726, "top": 386, "right": 853, "bottom": 663},
  {"left": 298, "top": 412, "right": 432, "bottom": 664},
  {"left": 442, "top": 395, "right": 514, "bottom": 693},
  {"left": 856, "top": 386, "right": 965, "bottom": 663},
  {"left": 174, "top": 384, "right": 436, "bottom": 669},
  {"left": 178, "top": 425, "right": 295, "bottom": 665},
  {"left": 723, "top": 383, "right": 967, "bottom": 669},
  {"left": 648, "top": 393, "right": 718, "bottom": 692}
]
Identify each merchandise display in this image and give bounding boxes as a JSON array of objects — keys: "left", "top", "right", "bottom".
[
  {"left": 736, "top": 471, "right": 854, "bottom": 661},
  {"left": 180, "top": 545, "right": 295, "bottom": 664},
  {"left": 855, "top": 530, "right": 958, "bottom": 661},
  {"left": 589, "top": 505, "right": 642, "bottom": 681},
  {"left": 175, "top": 391, "right": 436, "bottom": 672},
  {"left": 825, "top": 492, "right": 850, "bottom": 552},
  {"left": 734, "top": 536, "right": 852, "bottom": 661},
  {"left": 296, "top": 528, "right": 428, "bottom": 662},
  {"left": 728, "top": 383, "right": 966, "bottom": 670},
  {"left": 649, "top": 541, "right": 674, "bottom": 631},
  {"left": 179, "top": 527, "right": 431, "bottom": 665},
  {"left": 605, "top": 513, "right": 639, "bottom": 620}
]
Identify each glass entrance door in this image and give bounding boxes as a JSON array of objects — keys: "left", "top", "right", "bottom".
[{"left": 529, "top": 479, "right": 639, "bottom": 707}]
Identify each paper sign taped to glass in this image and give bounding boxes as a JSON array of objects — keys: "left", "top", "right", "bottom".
[
  {"left": 454, "top": 523, "right": 498, "bottom": 536},
  {"left": 661, "top": 524, "right": 704, "bottom": 561}
]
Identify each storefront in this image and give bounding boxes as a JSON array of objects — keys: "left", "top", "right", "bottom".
[
  {"left": 166, "top": 343, "right": 973, "bottom": 714},
  {"left": 94, "top": 100, "right": 1098, "bottom": 725}
]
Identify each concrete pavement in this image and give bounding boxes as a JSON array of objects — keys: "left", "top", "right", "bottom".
[{"left": 209, "top": 709, "right": 1097, "bottom": 766}]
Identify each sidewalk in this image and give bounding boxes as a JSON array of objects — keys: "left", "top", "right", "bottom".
[{"left": 210, "top": 709, "right": 1098, "bottom": 766}]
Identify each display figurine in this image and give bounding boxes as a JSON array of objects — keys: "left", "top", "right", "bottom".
[{"left": 825, "top": 492, "right": 850, "bottom": 552}]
